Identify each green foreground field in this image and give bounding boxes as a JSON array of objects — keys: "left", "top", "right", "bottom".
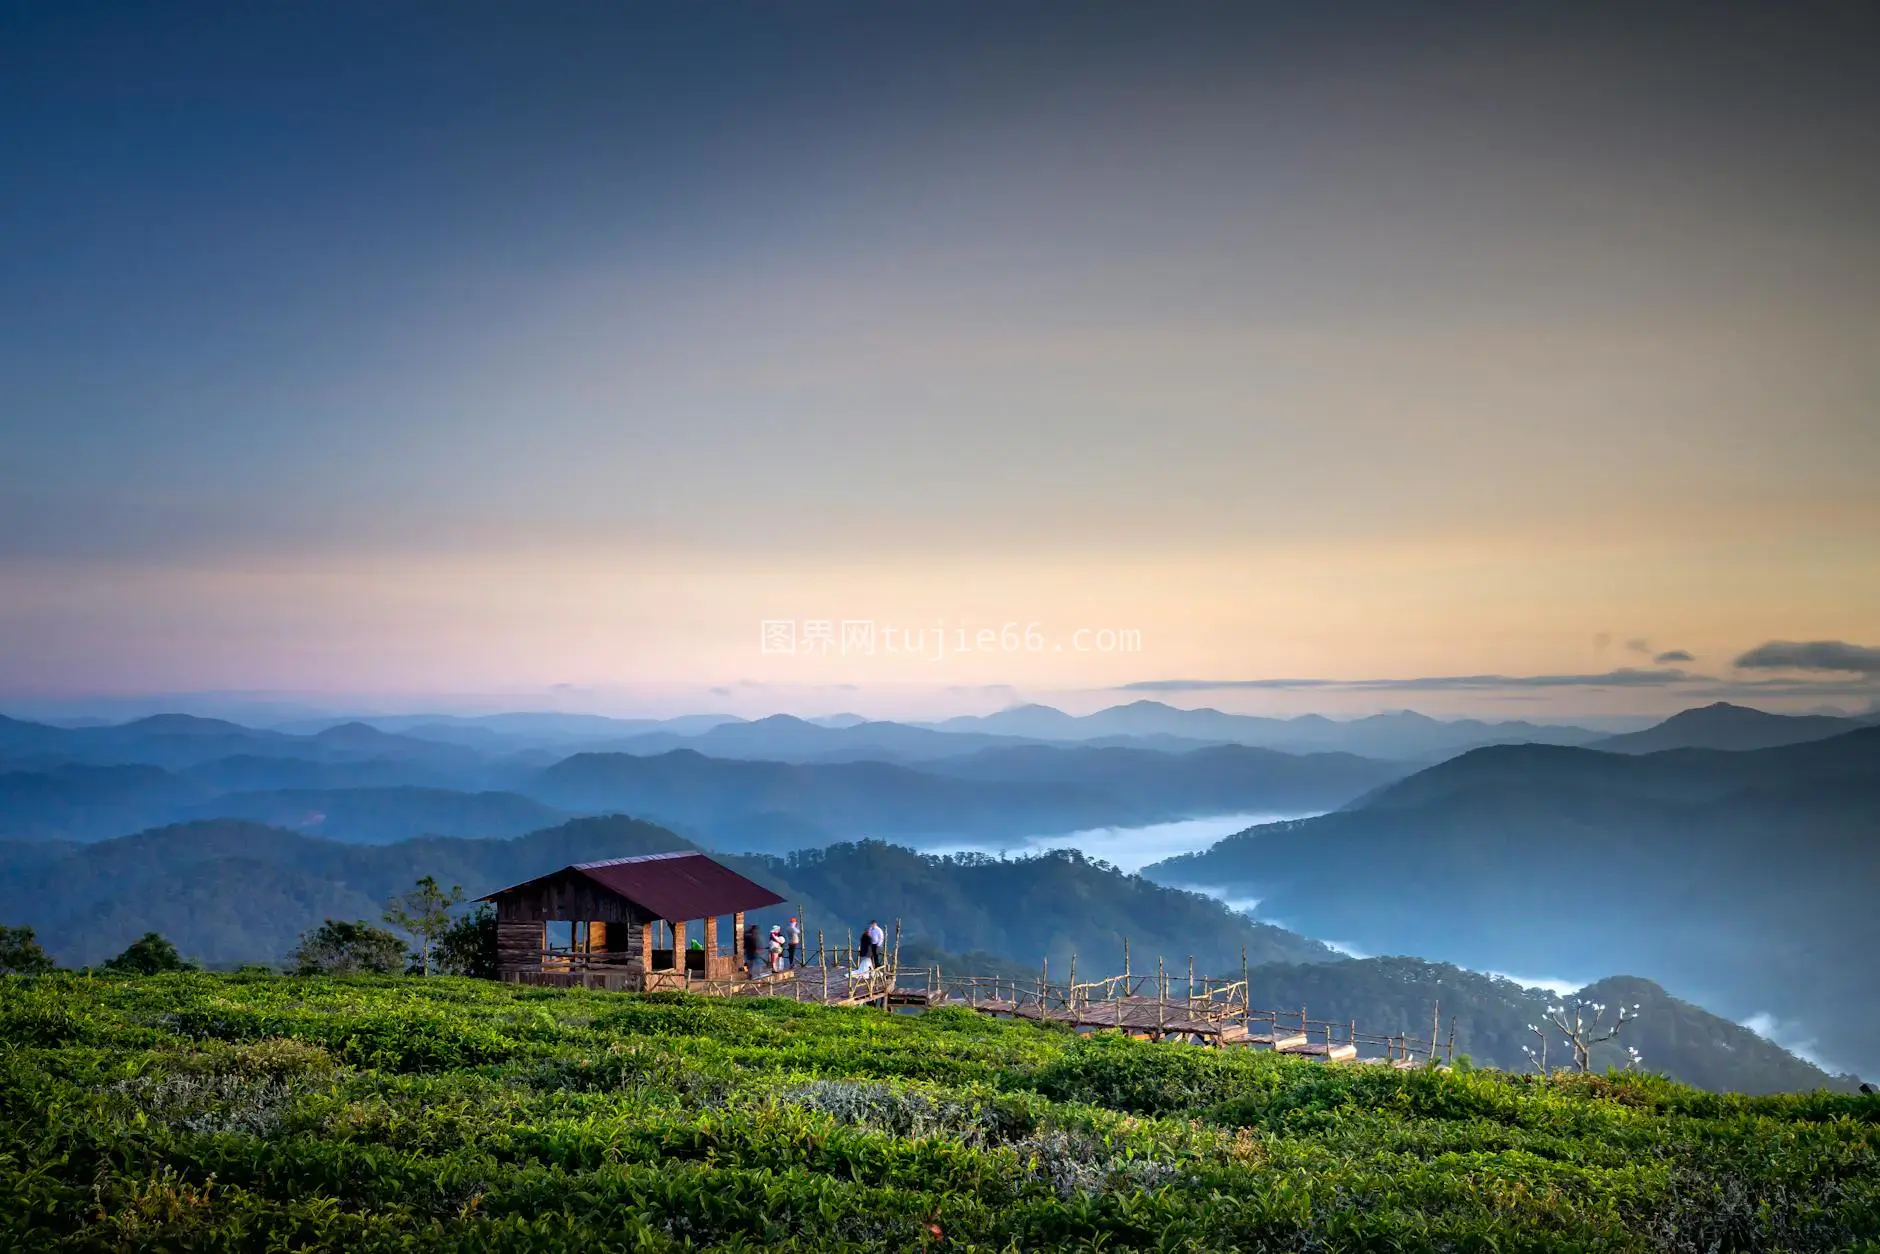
[{"left": 3, "top": 974, "right": 1877, "bottom": 1252}]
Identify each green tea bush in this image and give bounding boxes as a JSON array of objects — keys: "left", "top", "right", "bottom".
[{"left": 3, "top": 972, "right": 1877, "bottom": 1252}]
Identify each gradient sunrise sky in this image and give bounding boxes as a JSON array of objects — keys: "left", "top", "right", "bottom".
[{"left": 3, "top": 3, "right": 1877, "bottom": 720}]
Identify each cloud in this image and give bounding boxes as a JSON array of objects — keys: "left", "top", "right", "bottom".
[
  {"left": 708, "top": 686, "right": 733, "bottom": 696},
  {"left": 1321, "top": 938, "right": 1370, "bottom": 959},
  {"left": 1625, "top": 638, "right": 1652, "bottom": 655},
  {"left": 1653, "top": 650, "right": 1694, "bottom": 663},
  {"left": 1118, "top": 668, "right": 1699, "bottom": 694},
  {"left": 1740, "top": 1012, "right": 1836, "bottom": 1070},
  {"left": 1687, "top": 678, "right": 1880, "bottom": 699},
  {"left": 1485, "top": 971, "right": 1586, "bottom": 998},
  {"left": 1733, "top": 640, "right": 1880, "bottom": 675}
]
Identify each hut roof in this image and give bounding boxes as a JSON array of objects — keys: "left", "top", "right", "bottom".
[{"left": 480, "top": 850, "right": 784, "bottom": 921}]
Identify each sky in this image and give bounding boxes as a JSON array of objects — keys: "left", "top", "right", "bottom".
[{"left": 3, "top": 2, "right": 1878, "bottom": 721}]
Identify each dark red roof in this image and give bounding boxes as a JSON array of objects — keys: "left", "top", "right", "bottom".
[{"left": 481, "top": 851, "right": 784, "bottom": 920}]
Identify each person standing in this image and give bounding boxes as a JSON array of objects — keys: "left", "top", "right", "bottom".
[
  {"left": 767, "top": 925, "right": 785, "bottom": 973},
  {"left": 787, "top": 916, "right": 802, "bottom": 969},
  {"left": 865, "top": 919, "right": 886, "bottom": 968},
  {"left": 743, "top": 923, "right": 759, "bottom": 976}
]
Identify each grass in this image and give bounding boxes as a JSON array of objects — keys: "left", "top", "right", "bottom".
[{"left": 3, "top": 971, "right": 1878, "bottom": 1251}]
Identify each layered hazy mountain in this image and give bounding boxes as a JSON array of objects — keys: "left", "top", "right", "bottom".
[
  {"left": 1146, "top": 722, "right": 1880, "bottom": 1078},
  {"left": 0, "top": 708, "right": 1418, "bottom": 849},
  {"left": 1588, "top": 701, "right": 1875, "bottom": 754},
  {"left": 929, "top": 701, "right": 1608, "bottom": 760},
  {"left": 531, "top": 744, "right": 1403, "bottom": 852},
  {"left": 3, "top": 699, "right": 1871, "bottom": 1091}
]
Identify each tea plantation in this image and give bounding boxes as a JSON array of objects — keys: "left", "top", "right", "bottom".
[{"left": 3, "top": 973, "right": 1877, "bottom": 1252}]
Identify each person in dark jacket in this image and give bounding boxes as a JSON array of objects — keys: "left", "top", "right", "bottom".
[{"left": 743, "top": 923, "right": 759, "bottom": 975}]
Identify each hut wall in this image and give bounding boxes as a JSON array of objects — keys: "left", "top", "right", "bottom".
[
  {"left": 496, "top": 920, "right": 546, "bottom": 979},
  {"left": 491, "top": 870, "right": 647, "bottom": 925}
]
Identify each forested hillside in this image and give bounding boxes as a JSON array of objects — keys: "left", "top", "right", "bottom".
[
  {"left": 1149, "top": 728, "right": 1880, "bottom": 1079},
  {"left": 0, "top": 819, "right": 1333, "bottom": 978}
]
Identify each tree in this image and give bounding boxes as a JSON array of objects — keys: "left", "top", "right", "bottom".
[
  {"left": 434, "top": 905, "right": 498, "bottom": 979},
  {"left": 383, "top": 876, "right": 465, "bottom": 976},
  {"left": 101, "top": 932, "right": 192, "bottom": 974},
  {"left": 292, "top": 920, "right": 408, "bottom": 975},
  {"left": 0, "top": 925, "right": 54, "bottom": 975},
  {"left": 1526, "top": 999, "right": 1642, "bottom": 1075}
]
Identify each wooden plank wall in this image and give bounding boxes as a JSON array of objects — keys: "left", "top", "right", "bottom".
[
  {"left": 496, "top": 920, "right": 545, "bottom": 976},
  {"left": 492, "top": 870, "right": 647, "bottom": 924}
]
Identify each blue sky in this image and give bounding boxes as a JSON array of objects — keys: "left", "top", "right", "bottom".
[{"left": 3, "top": 3, "right": 1877, "bottom": 717}]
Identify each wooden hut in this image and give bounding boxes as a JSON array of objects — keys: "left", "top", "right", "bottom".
[{"left": 480, "top": 851, "right": 785, "bottom": 991}]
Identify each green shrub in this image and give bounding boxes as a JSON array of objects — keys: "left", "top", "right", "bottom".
[
  {"left": 102, "top": 932, "right": 192, "bottom": 975},
  {"left": 0, "top": 924, "right": 55, "bottom": 975},
  {"left": 291, "top": 919, "right": 407, "bottom": 975},
  {"left": 1, "top": 974, "right": 1875, "bottom": 1252}
]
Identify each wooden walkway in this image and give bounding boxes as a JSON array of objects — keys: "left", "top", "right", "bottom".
[
  {"left": 736, "top": 966, "right": 1450, "bottom": 1066},
  {"left": 641, "top": 931, "right": 1455, "bottom": 1067}
]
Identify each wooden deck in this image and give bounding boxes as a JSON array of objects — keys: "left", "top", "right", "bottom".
[{"left": 509, "top": 934, "right": 1456, "bottom": 1068}]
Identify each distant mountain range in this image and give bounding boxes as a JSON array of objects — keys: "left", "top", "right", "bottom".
[
  {"left": 0, "top": 710, "right": 1407, "bottom": 848},
  {"left": 1145, "top": 724, "right": 1880, "bottom": 1079},
  {"left": 0, "top": 713, "right": 490, "bottom": 774},
  {"left": 528, "top": 743, "right": 1399, "bottom": 851},
  {"left": 929, "top": 701, "right": 1610, "bottom": 759},
  {"left": 1588, "top": 701, "right": 1874, "bottom": 754},
  {"left": 5, "top": 701, "right": 1625, "bottom": 767}
]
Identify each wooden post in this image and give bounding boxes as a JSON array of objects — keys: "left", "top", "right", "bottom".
[
  {"left": 1447, "top": 1018, "right": 1456, "bottom": 1064},
  {"left": 891, "top": 918, "right": 902, "bottom": 973},
  {"left": 1301, "top": 1004, "right": 1308, "bottom": 1035},
  {"left": 1069, "top": 952, "right": 1077, "bottom": 1014},
  {"left": 732, "top": 911, "right": 745, "bottom": 965},
  {"left": 1430, "top": 1002, "right": 1441, "bottom": 1063},
  {"left": 815, "top": 928, "right": 824, "bottom": 968},
  {"left": 1240, "top": 945, "right": 1249, "bottom": 1015},
  {"left": 1123, "top": 935, "right": 1131, "bottom": 982},
  {"left": 1158, "top": 956, "right": 1166, "bottom": 1037}
]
